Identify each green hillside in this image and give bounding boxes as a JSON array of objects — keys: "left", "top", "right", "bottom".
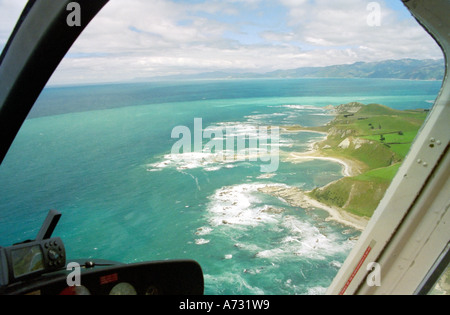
[{"left": 307, "top": 103, "right": 428, "bottom": 218}]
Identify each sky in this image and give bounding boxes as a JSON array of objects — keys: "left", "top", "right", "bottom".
[{"left": 0, "top": 0, "right": 444, "bottom": 85}]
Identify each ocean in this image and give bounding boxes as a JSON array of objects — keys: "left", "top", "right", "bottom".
[{"left": 0, "top": 78, "right": 441, "bottom": 295}]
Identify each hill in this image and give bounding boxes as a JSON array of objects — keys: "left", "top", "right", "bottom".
[
  {"left": 306, "top": 102, "right": 428, "bottom": 218},
  {"left": 267, "top": 59, "right": 444, "bottom": 81}
]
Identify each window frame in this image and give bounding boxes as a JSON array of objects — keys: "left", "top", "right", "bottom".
[
  {"left": 0, "top": 0, "right": 448, "bottom": 296},
  {"left": 326, "top": 0, "right": 450, "bottom": 295}
]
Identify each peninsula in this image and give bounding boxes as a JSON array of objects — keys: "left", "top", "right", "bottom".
[{"left": 262, "top": 102, "right": 429, "bottom": 230}]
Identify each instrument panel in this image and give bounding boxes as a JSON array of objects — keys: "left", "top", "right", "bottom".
[{"left": 1, "top": 260, "right": 204, "bottom": 296}]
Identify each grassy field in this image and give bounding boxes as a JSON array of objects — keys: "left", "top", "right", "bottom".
[
  {"left": 354, "top": 163, "right": 402, "bottom": 183},
  {"left": 307, "top": 103, "right": 428, "bottom": 218}
]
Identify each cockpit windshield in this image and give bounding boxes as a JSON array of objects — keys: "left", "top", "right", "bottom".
[{"left": 0, "top": 0, "right": 447, "bottom": 296}]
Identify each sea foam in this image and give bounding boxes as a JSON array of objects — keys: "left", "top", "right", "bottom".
[
  {"left": 206, "top": 183, "right": 284, "bottom": 227},
  {"left": 203, "top": 183, "right": 356, "bottom": 263}
]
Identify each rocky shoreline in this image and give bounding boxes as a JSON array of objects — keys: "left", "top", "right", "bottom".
[{"left": 258, "top": 185, "right": 369, "bottom": 231}]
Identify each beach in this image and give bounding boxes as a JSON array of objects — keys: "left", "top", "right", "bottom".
[
  {"left": 287, "top": 152, "right": 357, "bottom": 177},
  {"left": 268, "top": 127, "right": 371, "bottom": 231},
  {"left": 258, "top": 185, "right": 369, "bottom": 231}
]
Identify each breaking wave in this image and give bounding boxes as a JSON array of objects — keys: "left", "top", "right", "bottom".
[{"left": 201, "top": 183, "right": 357, "bottom": 261}]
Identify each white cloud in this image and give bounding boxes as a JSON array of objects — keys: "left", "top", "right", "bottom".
[
  {"left": 1, "top": 0, "right": 442, "bottom": 85},
  {"left": 0, "top": 0, "right": 28, "bottom": 48},
  {"left": 277, "top": 0, "right": 442, "bottom": 59}
]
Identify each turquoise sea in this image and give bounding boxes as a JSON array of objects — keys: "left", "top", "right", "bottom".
[{"left": 0, "top": 78, "right": 441, "bottom": 295}]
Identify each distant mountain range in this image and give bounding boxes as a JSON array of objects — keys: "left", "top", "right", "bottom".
[{"left": 139, "top": 59, "right": 445, "bottom": 81}]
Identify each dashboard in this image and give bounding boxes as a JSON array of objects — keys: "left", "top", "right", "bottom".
[{"left": 0, "top": 260, "right": 204, "bottom": 295}]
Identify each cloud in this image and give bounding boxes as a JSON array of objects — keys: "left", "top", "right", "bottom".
[
  {"left": 0, "top": 0, "right": 28, "bottom": 49},
  {"left": 276, "top": 0, "right": 442, "bottom": 59},
  {"left": 1, "top": 0, "right": 443, "bottom": 85}
]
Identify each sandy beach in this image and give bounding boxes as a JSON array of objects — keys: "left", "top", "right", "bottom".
[
  {"left": 272, "top": 129, "right": 370, "bottom": 230},
  {"left": 259, "top": 185, "right": 369, "bottom": 231},
  {"left": 282, "top": 126, "right": 365, "bottom": 177},
  {"left": 287, "top": 152, "right": 357, "bottom": 177}
]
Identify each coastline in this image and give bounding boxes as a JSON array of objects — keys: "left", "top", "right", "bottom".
[
  {"left": 281, "top": 126, "right": 365, "bottom": 178},
  {"left": 287, "top": 151, "right": 357, "bottom": 177},
  {"left": 258, "top": 185, "right": 369, "bottom": 231},
  {"left": 272, "top": 127, "right": 370, "bottom": 230}
]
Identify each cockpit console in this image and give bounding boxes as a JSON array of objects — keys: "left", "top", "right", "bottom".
[{"left": 0, "top": 210, "right": 204, "bottom": 295}]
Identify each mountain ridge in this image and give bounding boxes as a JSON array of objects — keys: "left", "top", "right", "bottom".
[{"left": 134, "top": 58, "right": 445, "bottom": 82}]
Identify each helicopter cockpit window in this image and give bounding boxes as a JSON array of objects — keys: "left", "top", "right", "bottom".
[{"left": 0, "top": 0, "right": 446, "bottom": 295}]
